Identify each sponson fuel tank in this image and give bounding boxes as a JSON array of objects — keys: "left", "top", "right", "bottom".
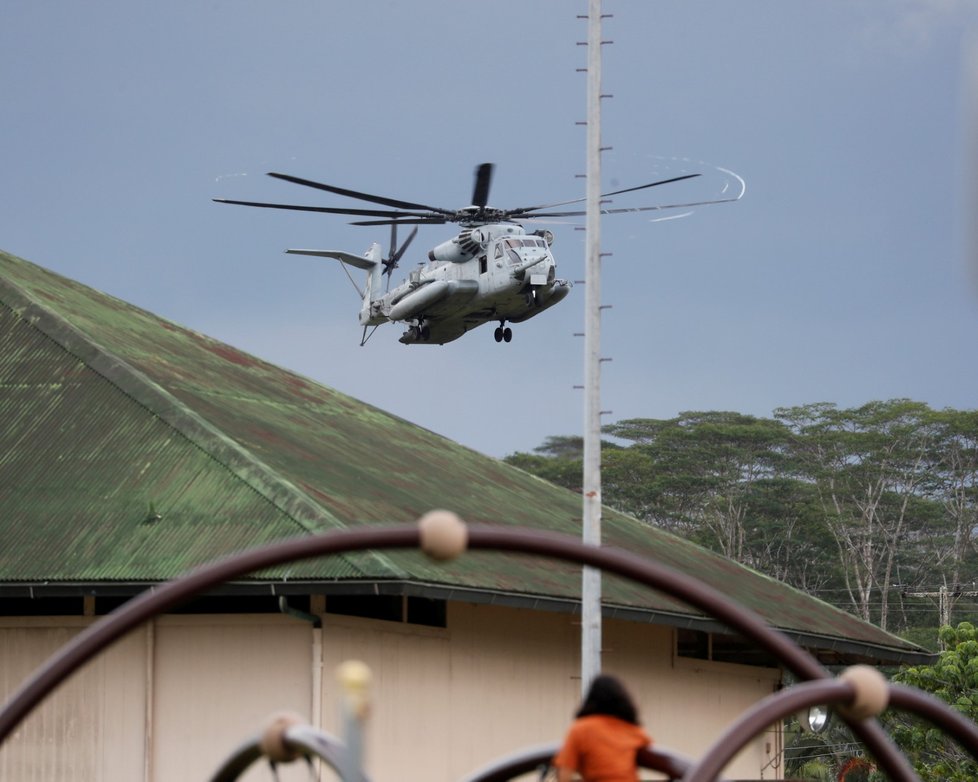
[{"left": 387, "top": 279, "right": 479, "bottom": 321}]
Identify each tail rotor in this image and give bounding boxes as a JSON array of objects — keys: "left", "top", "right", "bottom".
[{"left": 382, "top": 223, "right": 418, "bottom": 290}]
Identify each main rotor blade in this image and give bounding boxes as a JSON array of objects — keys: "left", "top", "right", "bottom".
[
  {"left": 267, "top": 172, "right": 454, "bottom": 215},
  {"left": 600, "top": 192, "right": 744, "bottom": 214},
  {"left": 213, "top": 198, "right": 432, "bottom": 220},
  {"left": 471, "top": 163, "right": 494, "bottom": 208},
  {"left": 511, "top": 191, "right": 743, "bottom": 221},
  {"left": 350, "top": 217, "right": 448, "bottom": 226},
  {"left": 600, "top": 173, "right": 701, "bottom": 199},
  {"left": 505, "top": 173, "right": 701, "bottom": 218}
]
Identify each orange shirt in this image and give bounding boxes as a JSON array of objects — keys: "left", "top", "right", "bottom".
[{"left": 553, "top": 714, "right": 653, "bottom": 782}]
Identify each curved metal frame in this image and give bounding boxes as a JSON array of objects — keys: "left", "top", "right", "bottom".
[
  {"left": 457, "top": 741, "right": 693, "bottom": 782},
  {"left": 208, "top": 724, "right": 358, "bottom": 782},
  {"left": 682, "top": 680, "right": 978, "bottom": 782},
  {"left": 0, "top": 523, "right": 974, "bottom": 781}
]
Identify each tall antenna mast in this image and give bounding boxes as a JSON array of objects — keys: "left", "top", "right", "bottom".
[{"left": 581, "top": 0, "right": 605, "bottom": 694}]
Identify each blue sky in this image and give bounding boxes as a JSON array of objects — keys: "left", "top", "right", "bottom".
[{"left": 3, "top": 2, "right": 977, "bottom": 457}]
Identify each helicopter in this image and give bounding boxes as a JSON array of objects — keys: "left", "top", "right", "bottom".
[{"left": 214, "top": 163, "right": 717, "bottom": 346}]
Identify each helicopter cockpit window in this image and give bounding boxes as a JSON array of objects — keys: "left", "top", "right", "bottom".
[
  {"left": 498, "top": 238, "right": 518, "bottom": 264},
  {"left": 494, "top": 244, "right": 503, "bottom": 260}
]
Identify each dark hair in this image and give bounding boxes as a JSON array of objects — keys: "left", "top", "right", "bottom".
[{"left": 576, "top": 674, "right": 640, "bottom": 725}]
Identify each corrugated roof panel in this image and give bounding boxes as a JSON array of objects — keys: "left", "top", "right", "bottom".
[
  {"left": 0, "top": 250, "right": 925, "bottom": 658},
  {"left": 0, "top": 299, "right": 371, "bottom": 581}
]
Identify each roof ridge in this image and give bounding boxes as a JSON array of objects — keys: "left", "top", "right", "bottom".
[{"left": 0, "top": 258, "right": 406, "bottom": 579}]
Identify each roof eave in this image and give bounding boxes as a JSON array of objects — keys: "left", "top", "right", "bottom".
[{"left": 0, "top": 579, "right": 934, "bottom": 667}]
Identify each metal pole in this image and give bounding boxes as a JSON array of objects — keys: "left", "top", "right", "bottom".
[{"left": 581, "top": 0, "right": 603, "bottom": 694}]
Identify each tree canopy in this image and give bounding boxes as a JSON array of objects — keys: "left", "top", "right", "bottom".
[{"left": 504, "top": 401, "right": 978, "bottom": 637}]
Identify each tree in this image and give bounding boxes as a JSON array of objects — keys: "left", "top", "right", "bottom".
[
  {"left": 604, "top": 412, "right": 792, "bottom": 562},
  {"left": 881, "top": 622, "right": 978, "bottom": 781},
  {"left": 504, "top": 436, "right": 585, "bottom": 492},
  {"left": 738, "top": 476, "right": 837, "bottom": 593},
  {"left": 926, "top": 410, "right": 978, "bottom": 608},
  {"left": 775, "top": 400, "right": 941, "bottom": 631}
]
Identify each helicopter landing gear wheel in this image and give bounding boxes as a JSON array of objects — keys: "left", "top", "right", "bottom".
[
  {"left": 409, "top": 321, "right": 431, "bottom": 342},
  {"left": 503, "top": 327, "right": 512, "bottom": 343},
  {"left": 494, "top": 327, "right": 503, "bottom": 343},
  {"left": 494, "top": 321, "right": 512, "bottom": 344},
  {"left": 407, "top": 323, "right": 431, "bottom": 343}
]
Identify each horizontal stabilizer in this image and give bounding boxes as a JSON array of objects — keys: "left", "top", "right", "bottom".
[{"left": 285, "top": 249, "right": 377, "bottom": 270}]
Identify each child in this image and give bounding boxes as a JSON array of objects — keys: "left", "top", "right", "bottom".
[{"left": 553, "top": 675, "right": 653, "bottom": 782}]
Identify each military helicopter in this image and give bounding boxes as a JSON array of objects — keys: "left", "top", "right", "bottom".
[{"left": 214, "top": 164, "right": 719, "bottom": 346}]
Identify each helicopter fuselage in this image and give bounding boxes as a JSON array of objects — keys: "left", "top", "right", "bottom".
[{"left": 363, "top": 223, "right": 571, "bottom": 345}]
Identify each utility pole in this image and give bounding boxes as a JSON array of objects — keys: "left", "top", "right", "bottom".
[
  {"left": 904, "top": 585, "right": 978, "bottom": 650},
  {"left": 581, "top": 0, "right": 605, "bottom": 695}
]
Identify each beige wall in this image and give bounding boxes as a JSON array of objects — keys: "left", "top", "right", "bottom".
[
  {"left": 0, "top": 619, "right": 147, "bottom": 782},
  {"left": 151, "top": 617, "right": 315, "bottom": 782},
  {"left": 0, "top": 604, "right": 781, "bottom": 781}
]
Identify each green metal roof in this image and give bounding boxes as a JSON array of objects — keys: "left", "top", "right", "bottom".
[{"left": 0, "top": 250, "right": 929, "bottom": 663}]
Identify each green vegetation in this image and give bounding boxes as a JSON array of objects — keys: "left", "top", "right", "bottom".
[
  {"left": 506, "top": 401, "right": 978, "bottom": 636},
  {"left": 879, "top": 623, "right": 978, "bottom": 781}
]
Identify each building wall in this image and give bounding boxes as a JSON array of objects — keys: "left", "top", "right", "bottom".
[
  {"left": 0, "top": 618, "right": 147, "bottom": 782},
  {"left": 150, "top": 616, "right": 315, "bottom": 781},
  {"left": 0, "top": 604, "right": 782, "bottom": 781}
]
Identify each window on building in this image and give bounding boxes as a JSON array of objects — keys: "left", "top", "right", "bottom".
[
  {"left": 676, "top": 628, "right": 777, "bottom": 668},
  {"left": 325, "top": 595, "right": 446, "bottom": 628}
]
